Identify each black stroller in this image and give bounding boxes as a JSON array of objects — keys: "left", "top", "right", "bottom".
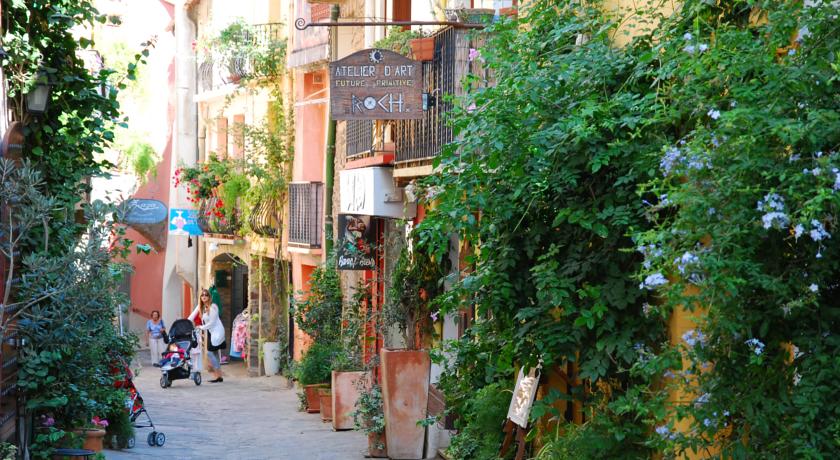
[{"left": 159, "top": 319, "right": 201, "bottom": 388}]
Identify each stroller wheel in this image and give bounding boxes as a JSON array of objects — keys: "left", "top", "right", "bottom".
[
  {"left": 126, "top": 436, "right": 136, "bottom": 449},
  {"left": 160, "top": 375, "right": 170, "bottom": 388},
  {"left": 155, "top": 431, "right": 166, "bottom": 447},
  {"left": 147, "top": 431, "right": 156, "bottom": 446},
  {"left": 193, "top": 372, "right": 202, "bottom": 386}
]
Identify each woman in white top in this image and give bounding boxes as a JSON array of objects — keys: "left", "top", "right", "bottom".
[{"left": 189, "top": 289, "right": 226, "bottom": 383}]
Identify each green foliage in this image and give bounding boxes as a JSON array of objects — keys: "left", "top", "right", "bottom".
[
  {"left": 293, "top": 262, "right": 342, "bottom": 344},
  {"left": 373, "top": 27, "right": 429, "bottom": 56},
  {"left": 1, "top": 0, "right": 152, "bottom": 244},
  {"left": 419, "top": 0, "right": 840, "bottom": 458},
  {"left": 197, "top": 18, "right": 287, "bottom": 80},
  {"left": 0, "top": 442, "right": 15, "bottom": 460},
  {"left": 295, "top": 341, "right": 334, "bottom": 386},
  {"left": 352, "top": 383, "right": 385, "bottom": 436},
  {"left": 384, "top": 241, "right": 448, "bottom": 350},
  {"left": 122, "top": 139, "right": 158, "bottom": 184},
  {"left": 445, "top": 383, "right": 511, "bottom": 460},
  {"left": 105, "top": 409, "right": 135, "bottom": 449},
  {"left": 332, "top": 282, "right": 370, "bottom": 372}
]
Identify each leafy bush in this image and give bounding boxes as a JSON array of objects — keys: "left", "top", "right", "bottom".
[
  {"left": 293, "top": 262, "right": 342, "bottom": 344},
  {"left": 352, "top": 383, "right": 385, "bottom": 437},
  {"left": 445, "top": 383, "right": 511, "bottom": 460},
  {"left": 373, "top": 27, "right": 429, "bottom": 57},
  {"left": 295, "top": 341, "right": 334, "bottom": 386}
]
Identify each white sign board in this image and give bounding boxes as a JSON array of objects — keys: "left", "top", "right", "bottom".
[
  {"left": 506, "top": 366, "right": 540, "bottom": 428},
  {"left": 339, "top": 167, "right": 416, "bottom": 219}
]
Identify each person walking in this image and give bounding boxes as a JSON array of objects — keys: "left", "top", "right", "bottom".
[
  {"left": 189, "top": 289, "right": 226, "bottom": 383},
  {"left": 146, "top": 310, "right": 166, "bottom": 367}
]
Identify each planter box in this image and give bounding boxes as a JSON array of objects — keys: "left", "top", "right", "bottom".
[
  {"left": 74, "top": 428, "right": 106, "bottom": 452},
  {"left": 380, "top": 348, "right": 431, "bottom": 459},
  {"left": 304, "top": 383, "right": 328, "bottom": 414},
  {"left": 319, "top": 388, "right": 333, "bottom": 422},
  {"left": 410, "top": 37, "right": 435, "bottom": 62},
  {"left": 332, "top": 370, "right": 366, "bottom": 430},
  {"left": 368, "top": 431, "right": 388, "bottom": 458}
]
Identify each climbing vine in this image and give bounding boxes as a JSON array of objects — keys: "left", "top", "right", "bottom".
[{"left": 418, "top": 0, "right": 840, "bottom": 458}]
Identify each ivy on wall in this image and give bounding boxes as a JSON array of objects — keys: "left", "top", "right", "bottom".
[{"left": 417, "top": 0, "right": 840, "bottom": 457}]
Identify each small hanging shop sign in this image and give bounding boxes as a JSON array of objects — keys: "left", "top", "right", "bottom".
[
  {"left": 330, "top": 49, "right": 423, "bottom": 120},
  {"left": 337, "top": 214, "right": 376, "bottom": 270}
]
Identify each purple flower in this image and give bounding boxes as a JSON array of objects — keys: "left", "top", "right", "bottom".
[
  {"left": 809, "top": 220, "right": 830, "bottom": 242},
  {"left": 682, "top": 329, "right": 706, "bottom": 348},
  {"left": 745, "top": 338, "right": 765, "bottom": 356},
  {"left": 430, "top": 311, "right": 439, "bottom": 322},
  {"left": 707, "top": 108, "right": 721, "bottom": 120},
  {"left": 809, "top": 283, "right": 819, "bottom": 293},
  {"left": 468, "top": 48, "right": 481, "bottom": 62}
]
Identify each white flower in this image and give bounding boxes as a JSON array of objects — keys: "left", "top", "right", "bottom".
[
  {"left": 707, "top": 108, "right": 721, "bottom": 120},
  {"left": 788, "top": 48, "right": 796, "bottom": 56},
  {"left": 682, "top": 329, "right": 706, "bottom": 348},
  {"left": 684, "top": 44, "right": 696, "bottom": 54},
  {"left": 640, "top": 273, "right": 668, "bottom": 290},
  {"left": 698, "top": 43, "right": 709, "bottom": 52},
  {"left": 809, "top": 283, "right": 818, "bottom": 293},
  {"left": 745, "top": 338, "right": 765, "bottom": 356},
  {"left": 812, "top": 167, "right": 822, "bottom": 176},
  {"left": 809, "top": 220, "right": 830, "bottom": 242},
  {"left": 676, "top": 251, "right": 700, "bottom": 274},
  {"left": 761, "top": 212, "right": 790, "bottom": 230},
  {"left": 794, "top": 224, "right": 804, "bottom": 239},
  {"left": 683, "top": 32, "right": 693, "bottom": 41}
]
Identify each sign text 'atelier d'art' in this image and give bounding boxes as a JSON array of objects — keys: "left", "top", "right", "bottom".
[{"left": 330, "top": 49, "right": 423, "bottom": 120}]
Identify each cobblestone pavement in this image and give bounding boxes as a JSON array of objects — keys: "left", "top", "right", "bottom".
[{"left": 104, "top": 361, "right": 368, "bottom": 460}]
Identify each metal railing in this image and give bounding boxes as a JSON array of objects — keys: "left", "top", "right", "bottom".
[
  {"left": 393, "top": 27, "right": 457, "bottom": 164},
  {"left": 198, "top": 22, "right": 285, "bottom": 92},
  {"left": 289, "top": 183, "right": 323, "bottom": 248},
  {"left": 248, "top": 197, "right": 281, "bottom": 238},
  {"left": 346, "top": 120, "right": 374, "bottom": 159},
  {"left": 198, "top": 196, "right": 242, "bottom": 235}
]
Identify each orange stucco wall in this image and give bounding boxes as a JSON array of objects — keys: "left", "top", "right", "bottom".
[{"left": 127, "top": 0, "right": 176, "bottom": 325}]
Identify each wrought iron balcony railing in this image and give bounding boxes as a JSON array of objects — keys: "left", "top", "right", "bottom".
[
  {"left": 248, "top": 197, "right": 281, "bottom": 238},
  {"left": 198, "top": 196, "right": 242, "bottom": 235},
  {"left": 346, "top": 120, "right": 374, "bottom": 160},
  {"left": 288, "top": 182, "right": 323, "bottom": 248},
  {"left": 198, "top": 22, "right": 285, "bottom": 92},
  {"left": 393, "top": 26, "right": 457, "bottom": 164}
]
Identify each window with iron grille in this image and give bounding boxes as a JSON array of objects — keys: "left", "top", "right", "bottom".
[
  {"left": 346, "top": 120, "right": 373, "bottom": 159},
  {"left": 289, "top": 182, "right": 323, "bottom": 247}
]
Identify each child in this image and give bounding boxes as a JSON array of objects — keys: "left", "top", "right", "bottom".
[{"left": 159, "top": 343, "right": 186, "bottom": 369}]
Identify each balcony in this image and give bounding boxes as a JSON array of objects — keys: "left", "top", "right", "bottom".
[
  {"left": 198, "top": 22, "right": 285, "bottom": 93},
  {"left": 393, "top": 27, "right": 459, "bottom": 168},
  {"left": 289, "top": 182, "right": 323, "bottom": 248},
  {"left": 198, "top": 196, "right": 243, "bottom": 236},
  {"left": 248, "top": 197, "right": 281, "bottom": 238}
]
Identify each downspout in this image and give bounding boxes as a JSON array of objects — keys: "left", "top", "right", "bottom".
[{"left": 324, "top": 4, "right": 339, "bottom": 256}]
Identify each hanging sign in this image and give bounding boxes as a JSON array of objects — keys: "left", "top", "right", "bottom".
[
  {"left": 330, "top": 49, "right": 423, "bottom": 120},
  {"left": 169, "top": 208, "right": 203, "bottom": 236},
  {"left": 506, "top": 366, "right": 541, "bottom": 428},
  {"left": 337, "top": 214, "right": 375, "bottom": 270},
  {"left": 124, "top": 199, "right": 168, "bottom": 225}
]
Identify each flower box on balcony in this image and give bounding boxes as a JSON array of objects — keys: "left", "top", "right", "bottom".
[{"left": 409, "top": 37, "right": 434, "bottom": 62}]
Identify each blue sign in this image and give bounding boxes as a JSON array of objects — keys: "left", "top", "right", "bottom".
[
  {"left": 125, "top": 199, "right": 168, "bottom": 225},
  {"left": 169, "top": 208, "right": 203, "bottom": 236}
]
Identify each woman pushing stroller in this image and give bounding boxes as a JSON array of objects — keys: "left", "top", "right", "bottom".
[{"left": 189, "top": 288, "right": 226, "bottom": 383}]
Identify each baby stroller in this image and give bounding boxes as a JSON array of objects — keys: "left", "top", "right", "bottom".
[
  {"left": 112, "top": 356, "right": 166, "bottom": 448},
  {"left": 159, "top": 318, "right": 201, "bottom": 388}
]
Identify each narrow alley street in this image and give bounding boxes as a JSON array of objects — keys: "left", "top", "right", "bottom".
[{"left": 105, "top": 361, "right": 368, "bottom": 460}]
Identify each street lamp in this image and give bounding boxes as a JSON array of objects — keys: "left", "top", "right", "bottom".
[{"left": 25, "top": 73, "right": 52, "bottom": 114}]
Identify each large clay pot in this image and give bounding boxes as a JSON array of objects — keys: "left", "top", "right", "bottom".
[
  {"left": 332, "top": 371, "right": 366, "bottom": 430},
  {"left": 76, "top": 428, "right": 106, "bottom": 452},
  {"left": 380, "top": 348, "right": 431, "bottom": 459},
  {"left": 368, "top": 431, "right": 388, "bottom": 458},
  {"left": 304, "top": 384, "right": 326, "bottom": 413},
  {"left": 319, "top": 388, "right": 333, "bottom": 422}
]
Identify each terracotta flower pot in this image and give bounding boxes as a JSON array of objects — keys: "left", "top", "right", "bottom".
[
  {"left": 409, "top": 37, "right": 435, "bottom": 61},
  {"left": 332, "top": 371, "right": 366, "bottom": 430},
  {"left": 368, "top": 431, "right": 388, "bottom": 458},
  {"left": 380, "top": 348, "right": 431, "bottom": 459},
  {"left": 75, "top": 428, "right": 106, "bottom": 452},
  {"left": 319, "top": 388, "right": 333, "bottom": 422},
  {"left": 304, "top": 384, "right": 327, "bottom": 413}
]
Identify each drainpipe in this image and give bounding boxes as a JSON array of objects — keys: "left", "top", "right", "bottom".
[{"left": 324, "top": 4, "right": 339, "bottom": 256}]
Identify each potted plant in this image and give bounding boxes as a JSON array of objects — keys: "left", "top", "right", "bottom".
[
  {"left": 295, "top": 342, "right": 333, "bottom": 413},
  {"left": 373, "top": 27, "right": 431, "bottom": 59},
  {"left": 319, "top": 387, "right": 333, "bottom": 422},
  {"left": 352, "top": 382, "right": 387, "bottom": 458},
  {"left": 331, "top": 283, "right": 369, "bottom": 430},
  {"left": 75, "top": 416, "right": 108, "bottom": 452},
  {"left": 409, "top": 36, "right": 435, "bottom": 61},
  {"left": 379, "top": 240, "right": 448, "bottom": 459}
]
